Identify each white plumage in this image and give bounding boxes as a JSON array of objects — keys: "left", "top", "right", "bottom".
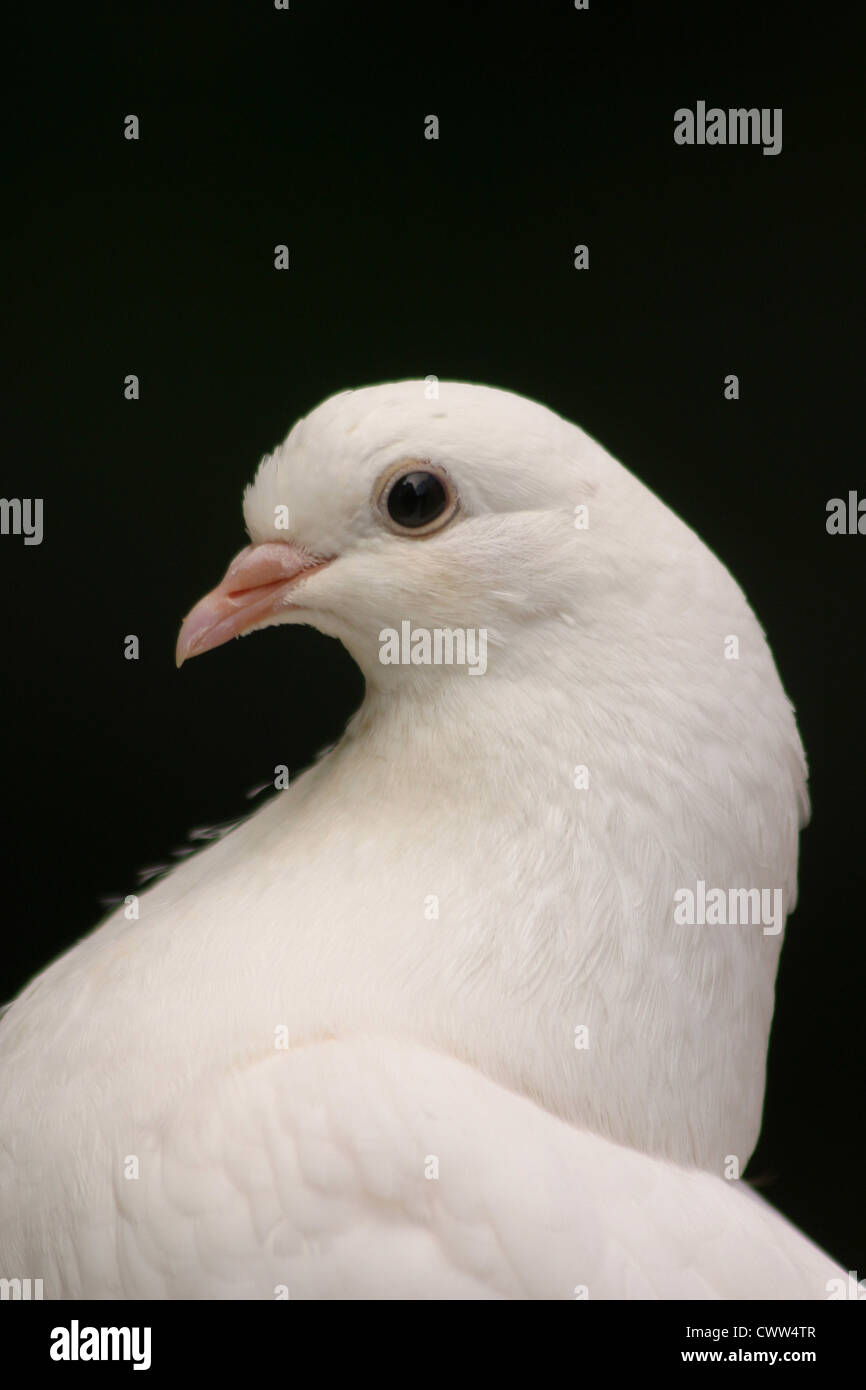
[{"left": 0, "top": 381, "right": 841, "bottom": 1298}]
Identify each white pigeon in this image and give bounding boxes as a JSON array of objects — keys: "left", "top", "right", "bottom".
[{"left": 0, "top": 381, "right": 844, "bottom": 1299}]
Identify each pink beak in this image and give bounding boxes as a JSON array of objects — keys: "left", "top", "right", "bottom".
[{"left": 176, "top": 541, "right": 332, "bottom": 666}]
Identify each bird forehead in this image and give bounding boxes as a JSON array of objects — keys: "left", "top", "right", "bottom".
[
  {"left": 240, "top": 383, "right": 627, "bottom": 562},
  {"left": 248, "top": 382, "right": 601, "bottom": 514}
]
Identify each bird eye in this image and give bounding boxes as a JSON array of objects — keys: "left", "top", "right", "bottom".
[{"left": 376, "top": 462, "right": 458, "bottom": 536}]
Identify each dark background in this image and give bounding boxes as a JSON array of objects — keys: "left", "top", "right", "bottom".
[{"left": 3, "top": 1, "right": 863, "bottom": 1274}]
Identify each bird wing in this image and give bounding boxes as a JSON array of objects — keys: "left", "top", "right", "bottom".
[{"left": 11, "top": 1035, "right": 838, "bottom": 1300}]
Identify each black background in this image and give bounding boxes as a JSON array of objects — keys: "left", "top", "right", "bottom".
[{"left": 3, "top": 1, "right": 863, "bottom": 1276}]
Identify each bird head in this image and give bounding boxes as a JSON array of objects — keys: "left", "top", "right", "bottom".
[{"left": 176, "top": 380, "right": 654, "bottom": 687}]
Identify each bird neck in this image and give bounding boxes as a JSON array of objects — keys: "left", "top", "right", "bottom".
[{"left": 315, "top": 642, "right": 793, "bottom": 1177}]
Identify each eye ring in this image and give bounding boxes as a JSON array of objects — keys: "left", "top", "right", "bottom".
[{"left": 375, "top": 459, "right": 459, "bottom": 537}]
